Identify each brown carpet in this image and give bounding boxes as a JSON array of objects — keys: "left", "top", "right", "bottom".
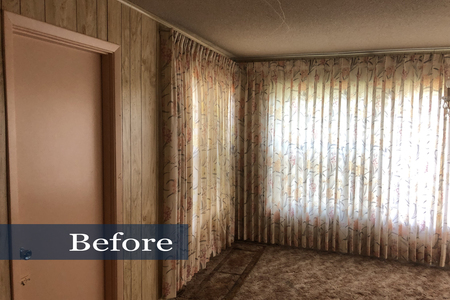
[{"left": 177, "top": 242, "right": 450, "bottom": 300}]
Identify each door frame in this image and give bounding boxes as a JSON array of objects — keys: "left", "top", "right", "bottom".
[{"left": 3, "top": 11, "right": 123, "bottom": 300}]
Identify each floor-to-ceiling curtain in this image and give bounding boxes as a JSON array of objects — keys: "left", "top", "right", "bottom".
[
  {"left": 236, "top": 54, "right": 450, "bottom": 267},
  {"left": 160, "top": 29, "right": 239, "bottom": 298}
]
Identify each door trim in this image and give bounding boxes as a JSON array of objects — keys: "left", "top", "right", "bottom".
[{"left": 3, "top": 11, "right": 123, "bottom": 300}]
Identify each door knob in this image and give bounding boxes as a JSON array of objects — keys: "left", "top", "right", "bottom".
[{"left": 20, "top": 248, "right": 32, "bottom": 260}]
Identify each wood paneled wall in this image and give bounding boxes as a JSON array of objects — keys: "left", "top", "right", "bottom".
[{"left": 0, "top": 0, "right": 160, "bottom": 299}]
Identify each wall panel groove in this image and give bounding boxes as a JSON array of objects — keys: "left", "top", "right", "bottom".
[
  {"left": 129, "top": 7, "right": 142, "bottom": 300},
  {"left": 121, "top": 3, "right": 132, "bottom": 300}
]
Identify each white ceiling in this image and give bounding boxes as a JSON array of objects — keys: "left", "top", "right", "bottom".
[{"left": 129, "top": 0, "right": 450, "bottom": 59}]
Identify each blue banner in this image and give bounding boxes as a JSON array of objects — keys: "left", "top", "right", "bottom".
[{"left": 0, "top": 224, "right": 188, "bottom": 260}]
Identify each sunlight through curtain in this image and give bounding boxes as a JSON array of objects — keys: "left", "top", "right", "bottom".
[
  {"left": 160, "top": 30, "right": 238, "bottom": 299},
  {"left": 236, "top": 54, "right": 450, "bottom": 267}
]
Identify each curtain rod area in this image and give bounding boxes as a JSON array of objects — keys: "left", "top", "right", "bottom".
[
  {"left": 117, "top": 0, "right": 235, "bottom": 59},
  {"left": 234, "top": 47, "right": 450, "bottom": 62}
]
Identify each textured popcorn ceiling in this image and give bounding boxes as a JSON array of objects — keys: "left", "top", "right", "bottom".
[{"left": 129, "top": 0, "right": 450, "bottom": 59}]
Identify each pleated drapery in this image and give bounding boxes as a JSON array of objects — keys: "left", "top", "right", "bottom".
[
  {"left": 160, "top": 30, "right": 238, "bottom": 299},
  {"left": 236, "top": 54, "right": 450, "bottom": 267}
]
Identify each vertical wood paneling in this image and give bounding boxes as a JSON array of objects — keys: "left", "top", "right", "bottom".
[
  {"left": 121, "top": 4, "right": 132, "bottom": 300},
  {"left": 97, "top": 0, "right": 107, "bottom": 40},
  {"left": 76, "top": 0, "right": 97, "bottom": 37},
  {"left": 0, "top": 1, "right": 160, "bottom": 299},
  {"left": 141, "top": 15, "right": 158, "bottom": 300},
  {"left": 2, "top": 0, "right": 19, "bottom": 13},
  {"left": 45, "top": 0, "right": 77, "bottom": 31},
  {"left": 141, "top": 16, "right": 158, "bottom": 227},
  {"left": 129, "top": 8, "right": 142, "bottom": 300},
  {"left": 107, "top": 0, "right": 121, "bottom": 44},
  {"left": 20, "top": 0, "right": 45, "bottom": 21}
]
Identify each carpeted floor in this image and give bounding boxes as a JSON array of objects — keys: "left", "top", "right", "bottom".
[{"left": 176, "top": 241, "right": 450, "bottom": 300}]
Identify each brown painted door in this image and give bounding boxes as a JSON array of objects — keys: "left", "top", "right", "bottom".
[{"left": 10, "top": 33, "right": 104, "bottom": 299}]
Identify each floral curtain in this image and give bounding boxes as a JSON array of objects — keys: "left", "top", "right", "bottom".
[
  {"left": 236, "top": 54, "right": 450, "bottom": 267},
  {"left": 160, "top": 30, "right": 238, "bottom": 298}
]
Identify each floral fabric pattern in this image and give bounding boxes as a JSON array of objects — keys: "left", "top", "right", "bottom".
[
  {"left": 236, "top": 54, "right": 450, "bottom": 267},
  {"left": 160, "top": 30, "right": 239, "bottom": 299}
]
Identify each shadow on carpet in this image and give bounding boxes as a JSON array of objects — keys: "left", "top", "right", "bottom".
[{"left": 177, "top": 242, "right": 450, "bottom": 300}]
